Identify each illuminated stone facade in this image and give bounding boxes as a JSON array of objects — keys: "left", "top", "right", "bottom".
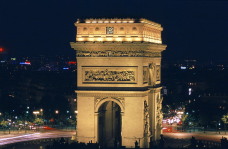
[{"left": 70, "top": 18, "right": 166, "bottom": 148}]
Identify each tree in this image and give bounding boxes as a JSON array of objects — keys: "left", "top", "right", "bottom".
[
  {"left": 221, "top": 114, "right": 228, "bottom": 134},
  {"left": 33, "top": 118, "right": 44, "bottom": 125},
  {"left": 0, "top": 120, "right": 8, "bottom": 127}
]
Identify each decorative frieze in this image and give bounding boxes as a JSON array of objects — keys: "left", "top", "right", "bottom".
[
  {"left": 76, "top": 91, "right": 149, "bottom": 97},
  {"left": 94, "top": 97, "right": 125, "bottom": 108},
  {"left": 82, "top": 66, "right": 137, "bottom": 84},
  {"left": 76, "top": 50, "right": 161, "bottom": 57},
  {"left": 70, "top": 42, "right": 167, "bottom": 54}
]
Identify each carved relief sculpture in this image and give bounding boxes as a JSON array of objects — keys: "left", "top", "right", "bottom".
[
  {"left": 83, "top": 67, "right": 137, "bottom": 83},
  {"left": 144, "top": 100, "right": 150, "bottom": 136},
  {"left": 148, "top": 63, "right": 156, "bottom": 86},
  {"left": 143, "top": 66, "right": 149, "bottom": 83},
  {"left": 156, "top": 65, "right": 161, "bottom": 81}
]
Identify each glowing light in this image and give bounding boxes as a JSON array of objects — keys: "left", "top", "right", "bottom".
[
  {"left": 20, "top": 62, "right": 31, "bottom": 65},
  {"left": 115, "top": 38, "right": 123, "bottom": 42},
  {"left": 177, "top": 111, "right": 184, "bottom": 114},
  {"left": 189, "top": 88, "right": 192, "bottom": 95},
  {"left": 134, "top": 37, "right": 142, "bottom": 41},
  {"left": 126, "top": 38, "right": 133, "bottom": 42},
  {"left": 181, "top": 66, "right": 186, "bottom": 70},
  {"left": 33, "top": 111, "right": 40, "bottom": 115},
  {"left": 97, "top": 38, "right": 103, "bottom": 41},
  {"left": 68, "top": 61, "right": 76, "bottom": 65},
  {"left": 0, "top": 48, "right": 3, "bottom": 52}
]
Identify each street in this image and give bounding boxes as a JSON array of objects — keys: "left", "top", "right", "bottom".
[
  {"left": 163, "top": 131, "right": 227, "bottom": 148},
  {"left": 164, "top": 131, "right": 228, "bottom": 142},
  {"left": 0, "top": 130, "right": 227, "bottom": 148},
  {"left": 0, "top": 130, "right": 75, "bottom": 146}
]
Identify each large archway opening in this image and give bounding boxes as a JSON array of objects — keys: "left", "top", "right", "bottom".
[{"left": 98, "top": 101, "right": 122, "bottom": 148}]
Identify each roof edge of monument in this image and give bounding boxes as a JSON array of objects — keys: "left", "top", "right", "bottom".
[{"left": 75, "top": 18, "right": 161, "bottom": 27}]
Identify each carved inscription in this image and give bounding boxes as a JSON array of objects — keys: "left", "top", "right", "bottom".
[{"left": 83, "top": 67, "right": 137, "bottom": 83}]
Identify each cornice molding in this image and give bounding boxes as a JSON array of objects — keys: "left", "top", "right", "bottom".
[
  {"left": 70, "top": 42, "right": 166, "bottom": 57},
  {"left": 71, "top": 42, "right": 166, "bottom": 51}
]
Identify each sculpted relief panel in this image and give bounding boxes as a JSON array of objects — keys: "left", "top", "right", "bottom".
[
  {"left": 82, "top": 66, "right": 137, "bottom": 84},
  {"left": 143, "top": 66, "right": 149, "bottom": 84},
  {"left": 144, "top": 100, "right": 150, "bottom": 136},
  {"left": 156, "top": 65, "right": 161, "bottom": 81},
  {"left": 94, "top": 97, "right": 125, "bottom": 108},
  {"left": 148, "top": 64, "right": 161, "bottom": 85}
]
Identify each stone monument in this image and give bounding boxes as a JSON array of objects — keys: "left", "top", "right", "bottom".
[{"left": 70, "top": 18, "right": 166, "bottom": 148}]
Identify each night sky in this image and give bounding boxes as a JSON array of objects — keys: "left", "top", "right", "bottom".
[{"left": 0, "top": 0, "right": 228, "bottom": 62}]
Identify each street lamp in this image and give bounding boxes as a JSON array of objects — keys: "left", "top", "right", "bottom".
[
  {"left": 55, "top": 110, "right": 59, "bottom": 127},
  {"left": 0, "top": 112, "right": 2, "bottom": 121},
  {"left": 33, "top": 111, "right": 40, "bottom": 117}
]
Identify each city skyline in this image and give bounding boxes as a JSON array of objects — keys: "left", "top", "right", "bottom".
[
  {"left": 0, "top": 0, "right": 228, "bottom": 62},
  {"left": 0, "top": 5, "right": 228, "bottom": 147}
]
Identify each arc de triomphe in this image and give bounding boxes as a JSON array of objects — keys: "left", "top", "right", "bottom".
[{"left": 70, "top": 18, "right": 166, "bottom": 148}]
